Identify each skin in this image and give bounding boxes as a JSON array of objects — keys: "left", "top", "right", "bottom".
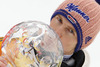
[
  {"left": 0, "top": 14, "right": 78, "bottom": 67},
  {"left": 0, "top": 56, "right": 7, "bottom": 67},
  {"left": 50, "top": 14, "right": 77, "bottom": 55}
]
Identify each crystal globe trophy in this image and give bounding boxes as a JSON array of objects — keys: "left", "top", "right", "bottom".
[{"left": 1, "top": 21, "right": 63, "bottom": 67}]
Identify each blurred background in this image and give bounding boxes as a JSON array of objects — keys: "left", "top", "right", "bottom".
[{"left": 0, "top": 0, "right": 100, "bottom": 67}]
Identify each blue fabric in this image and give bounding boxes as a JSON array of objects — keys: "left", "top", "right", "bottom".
[{"left": 96, "top": 0, "right": 100, "bottom": 4}]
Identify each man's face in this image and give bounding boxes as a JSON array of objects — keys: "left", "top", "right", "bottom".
[{"left": 50, "top": 15, "right": 77, "bottom": 55}]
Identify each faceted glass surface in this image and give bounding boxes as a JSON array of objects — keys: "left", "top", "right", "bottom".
[{"left": 1, "top": 21, "right": 63, "bottom": 67}]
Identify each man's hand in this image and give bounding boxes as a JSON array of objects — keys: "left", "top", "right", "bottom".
[{"left": 0, "top": 56, "right": 7, "bottom": 67}]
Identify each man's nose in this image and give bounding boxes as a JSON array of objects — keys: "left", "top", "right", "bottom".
[{"left": 55, "top": 27, "right": 63, "bottom": 38}]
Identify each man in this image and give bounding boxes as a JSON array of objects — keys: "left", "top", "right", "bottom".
[
  {"left": 50, "top": 0, "right": 100, "bottom": 66},
  {"left": 0, "top": 0, "right": 100, "bottom": 67}
]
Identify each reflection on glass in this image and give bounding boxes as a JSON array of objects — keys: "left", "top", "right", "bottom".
[{"left": 1, "top": 21, "right": 63, "bottom": 67}]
